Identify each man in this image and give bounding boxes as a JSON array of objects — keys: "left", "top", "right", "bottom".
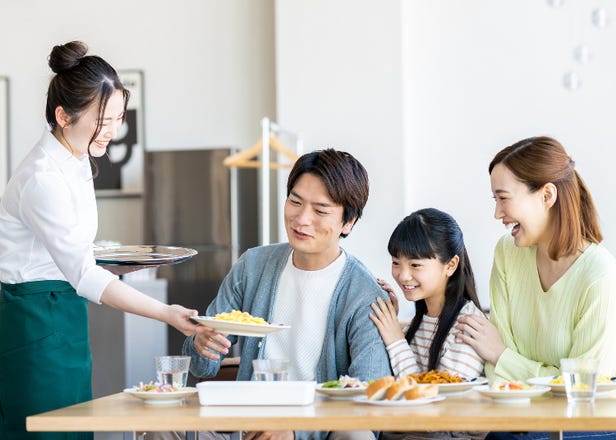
[{"left": 160, "top": 149, "right": 392, "bottom": 440}]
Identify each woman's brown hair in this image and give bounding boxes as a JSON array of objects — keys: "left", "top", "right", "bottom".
[{"left": 489, "top": 136, "right": 602, "bottom": 260}]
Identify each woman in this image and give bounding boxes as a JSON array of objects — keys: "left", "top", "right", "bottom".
[
  {"left": 457, "top": 136, "right": 616, "bottom": 440},
  {"left": 371, "top": 208, "right": 486, "bottom": 440},
  {"left": 0, "top": 41, "right": 200, "bottom": 440}
]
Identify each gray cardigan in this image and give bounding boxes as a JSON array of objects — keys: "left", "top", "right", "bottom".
[{"left": 184, "top": 243, "right": 392, "bottom": 383}]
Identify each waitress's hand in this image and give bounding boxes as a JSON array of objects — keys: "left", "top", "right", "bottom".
[
  {"left": 369, "top": 296, "right": 405, "bottom": 346},
  {"left": 192, "top": 325, "right": 231, "bottom": 360},
  {"left": 455, "top": 314, "right": 506, "bottom": 365},
  {"left": 164, "top": 304, "right": 203, "bottom": 336}
]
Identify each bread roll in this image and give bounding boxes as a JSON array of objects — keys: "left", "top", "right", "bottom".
[
  {"left": 385, "top": 376, "right": 417, "bottom": 400},
  {"left": 403, "top": 384, "right": 439, "bottom": 400},
  {"left": 365, "top": 376, "right": 395, "bottom": 400}
]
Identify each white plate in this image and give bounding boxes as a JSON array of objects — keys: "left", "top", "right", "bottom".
[
  {"left": 190, "top": 316, "right": 290, "bottom": 337},
  {"left": 316, "top": 384, "right": 367, "bottom": 399},
  {"left": 123, "top": 387, "right": 197, "bottom": 405},
  {"left": 474, "top": 385, "right": 550, "bottom": 403},
  {"left": 435, "top": 377, "right": 488, "bottom": 395},
  {"left": 527, "top": 376, "right": 616, "bottom": 396},
  {"left": 354, "top": 395, "right": 445, "bottom": 407},
  {"left": 95, "top": 245, "right": 197, "bottom": 266}
]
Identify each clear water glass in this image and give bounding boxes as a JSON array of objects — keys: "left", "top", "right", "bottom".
[
  {"left": 561, "top": 358, "right": 599, "bottom": 403},
  {"left": 155, "top": 356, "right": 191, "bottom": 388}
]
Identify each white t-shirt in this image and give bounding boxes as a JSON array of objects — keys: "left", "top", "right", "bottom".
[
  {"left": 0, "top": 130, "right": 117, "bottom": 302},
  {"left": 264, "top": 251, "right": 346, "bottom": 380}
]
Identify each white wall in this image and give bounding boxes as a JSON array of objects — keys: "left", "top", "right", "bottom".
[
  {"left": 276, "top": 0, "right": 616, "bottom": 310},
  {"left": 403, "top": 0, "right": 616, "bottom": 306},
  {"left": 0, "top": 0, "right": 275, "bottom": 168},
  {"left": 275, "top": 0, "right": 407, "bottom": 308}
]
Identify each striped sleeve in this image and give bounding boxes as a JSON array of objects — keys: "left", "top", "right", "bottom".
[
  {"left": 437, "top": 302, "right": 485, "bottom": 379},
  {"left": 386, "top": 339, "right": 419, "bottom": 378}
]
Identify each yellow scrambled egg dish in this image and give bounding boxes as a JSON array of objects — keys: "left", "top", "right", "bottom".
[
  {"left": 550, "top": 375, "right": 611, "bottom": 384},
  {"left": 215, "top": 310, "right": 268, "bottom": 325}
]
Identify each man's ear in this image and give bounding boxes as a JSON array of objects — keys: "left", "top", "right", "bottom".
[
  {"left": 54, "top": 106, "right": 71, "bottom": 129},
  {"left": 341, "top": 218, "right": 357, "bottom": 236},
  {"left": 542, "top": 182, "right": 558, "bottom": 209}
]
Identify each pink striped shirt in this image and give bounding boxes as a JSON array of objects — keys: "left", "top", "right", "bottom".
[{"left": 386, "top": 301, "right": 485, "bottom": 379}]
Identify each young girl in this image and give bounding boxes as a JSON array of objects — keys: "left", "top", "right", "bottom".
[{"left": 370, "top": 207, "right": 485, "bottom": 381}]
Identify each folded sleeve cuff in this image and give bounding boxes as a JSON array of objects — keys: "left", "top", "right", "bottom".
[{"left": 76, "top": 265, "right": 118, "bottom": 303}]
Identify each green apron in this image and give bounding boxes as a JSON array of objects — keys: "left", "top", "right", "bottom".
[{"left": 0, "top": 280, "right": 93, "bottom": 440}]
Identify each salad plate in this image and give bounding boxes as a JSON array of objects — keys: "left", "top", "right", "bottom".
[
  {"left": 316, "top": 376, "right": 367, "bottom": 399},
  {"left": 123, "top": 387, "right": 197, "bottom": 405},
  {"left": 354, "top": 395, "right": 445, "bottom": 407},
  {"left": 527, "top": 376, "right": 616, "bottom": 396},
  {"left": 474, "top": 385, "right": 550, "bottom": 404},
  {"left": 95, "top": 245, "right": 197, "bottom": 266},
  {"left": 190, "top": 316, "right": 290, "bottom": 337}
]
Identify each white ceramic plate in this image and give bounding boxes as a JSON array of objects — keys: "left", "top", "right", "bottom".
[
  {"left": 474, "top": 385, "right": 550, "bottom": 403},
  {"left": 354, "top": 395, "right": 445, "bottom": 407},
  {"left": 123, "top": 387, "right": 197, "bottom": 405},
  {"left": 190, "top": 316, "right": 290, "bottom": 337},
  {"left": 527, "top": 376, "right": 616, "bottom": 396},
  {"left": 95, "top": 245, "right": 197, "bottom": 266},
  {"left": 316, "top": 384, "right": 367, "bottom": 399},
  {"left": 435, "top": 377, "right": 488, "bottom": 395}
]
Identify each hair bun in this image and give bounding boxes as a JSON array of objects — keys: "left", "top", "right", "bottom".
[{"left": 48, "top": 41, "right": 88, "bottom": 74}]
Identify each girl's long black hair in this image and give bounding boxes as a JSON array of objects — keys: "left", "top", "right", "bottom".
[{"left": 388, "top": 208, "right": 481, "bottom": 370}]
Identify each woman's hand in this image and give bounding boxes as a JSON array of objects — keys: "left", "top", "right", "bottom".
[
  {"left": 163, "top": 304, "right": 202, "bottom": 336},
  {"left": 192, "top": 325, "right": 231, "bottom": 360},
  {"left": 455, "top": 314, "right": 506, "bottom": 365},
  {"left": 369, "top": 296, "right": 405, "bottom": 346}
]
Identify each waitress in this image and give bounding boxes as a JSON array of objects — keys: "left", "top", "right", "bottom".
[{"left": 0, "top": 41, "right": 200, "bottom": 440}]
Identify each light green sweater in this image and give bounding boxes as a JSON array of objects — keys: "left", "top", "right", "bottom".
[{"left": 485, "top": 234, "right": 616, "bottom": 382}]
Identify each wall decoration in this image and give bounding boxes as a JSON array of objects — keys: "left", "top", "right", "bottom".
[
  {"left": 0, "top": 77, "right": 8, "bottom": 196},
  {"left": 93, "top": 70, "right": 144, "bottom": 195},
  {"left": 546, "top": 1, "right": 611, "bottom": 91}
]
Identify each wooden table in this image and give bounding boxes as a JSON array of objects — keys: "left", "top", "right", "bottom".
[{"left": 27, "top": 391, "right": 616, "bottom": 440}]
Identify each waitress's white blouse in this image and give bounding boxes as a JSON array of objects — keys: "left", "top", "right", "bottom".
[{"left": 0, "top": 130, "right": 117, "bottom": 303}]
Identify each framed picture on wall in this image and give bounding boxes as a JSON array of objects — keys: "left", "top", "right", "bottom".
[
  {"left": 0, "top": 76, "right": 9, "bottom": 197},
  {"left": 93, "top": 70, "right": 144, "bottom": 195}
]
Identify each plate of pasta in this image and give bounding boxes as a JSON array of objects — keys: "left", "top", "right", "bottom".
[
  {"left": 527, "top": 375, "right": 616, "bottom": 396},
  {"left": 406, "top": 370, "right": 488, "bottom": 395},
  {"left": 191, "top": 311, "right": 290, "bottom": 337}
]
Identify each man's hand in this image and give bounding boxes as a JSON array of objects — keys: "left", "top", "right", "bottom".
[{"left": 193, "top": 325, "right": 232, "bottom": 360}]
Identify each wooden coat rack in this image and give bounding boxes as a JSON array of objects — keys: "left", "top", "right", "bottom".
[
  {"left": 222, "top": 135, "right": 299, "bottom": 169},
  {"left": 223, "top": 118, "right": 302, "bottom": 246}
]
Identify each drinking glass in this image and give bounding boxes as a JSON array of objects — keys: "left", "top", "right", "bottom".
[
  {"left": 560, "top": 358, "right": 599, "bottom": 403},
  {"left": 155, "top": 356, "right": 191, "bottom": 388},
  {"left": 252, "top": 359, "right": 290, "bottom": 381}
]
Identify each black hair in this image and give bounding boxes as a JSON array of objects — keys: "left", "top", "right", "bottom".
[{"left": 388, "top": 208, "right": 481, "bottom": 370}]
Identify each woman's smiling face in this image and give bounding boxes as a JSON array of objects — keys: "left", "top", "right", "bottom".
[
  {"left": 58, "top": 89, "right": 125, "bottom": 158},
  {"left": 490, "top": 163, "right": 552, "bottom": 248}
]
